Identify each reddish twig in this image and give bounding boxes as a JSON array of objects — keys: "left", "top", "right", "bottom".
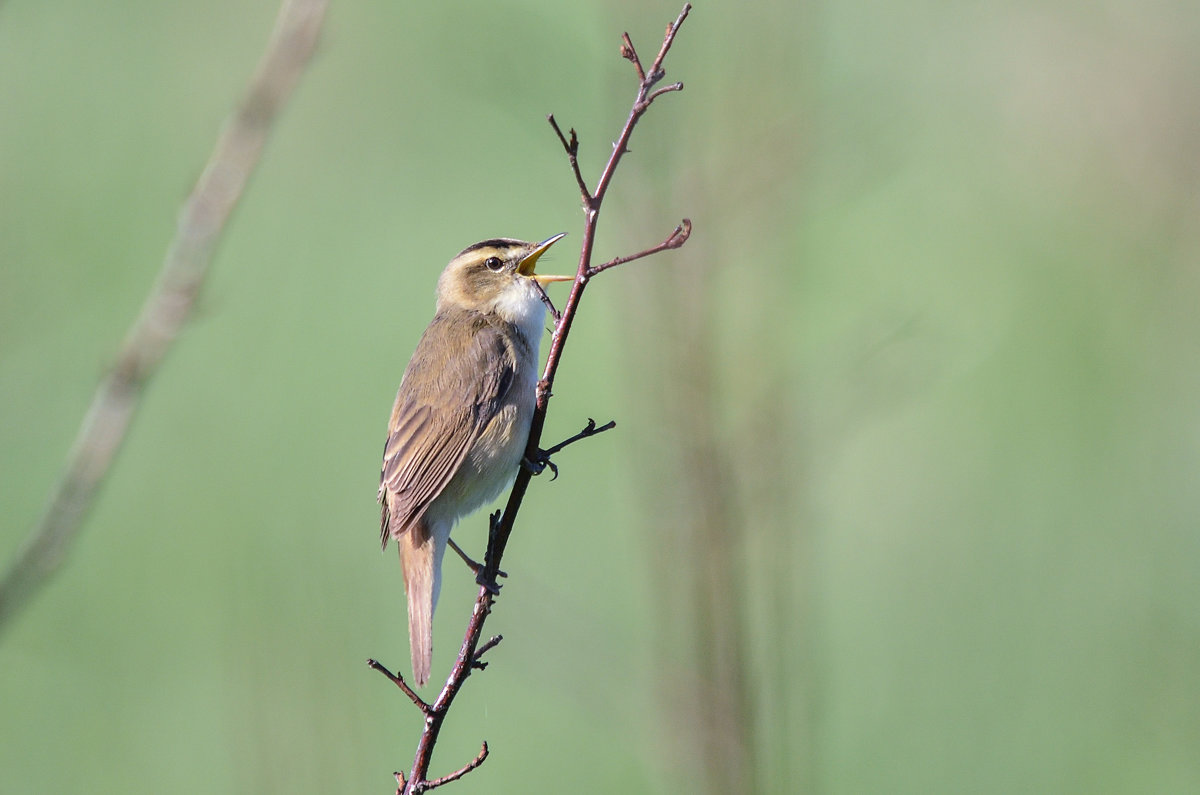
[
  {"left": 586, "top": 219, "right": 692, "bottom": 277},
  {"left": 471, "top": 635, "right": 503, "bottom": 670},
  {"left": 484, "top": 2, "right": 692, "bottom": 579},
  {"left": 619, "top": 32, "right": 645, "bottom": 81},
  {"left": 424, "top": 742, "right": 489, "bottom": 790},
  {"left": 390, "top": 741, "right": 489, "bottom": 794},
  {"left": 367, "top": 659, "right": 430, "bottom": 715},
  {"left": 547, "top": 115, "right": 590, "bottom": 203},
  {"left": 374, "top": 6, "right": 692, "bottom": 792}
]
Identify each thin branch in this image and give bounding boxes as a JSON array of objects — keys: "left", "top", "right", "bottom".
[
  {"left": 532, "top": 277, "right": 563, "bottom": 323},
  {"left": 647, "top": 81, "right": 686, "bottom": 103},
  {"left": 425, "top": 742, "right": 489, "bottom": 790},
  {"left": 397, "top": 594, "right": 497, "bottom": 793},
  {"left": 482, "top": 0, "right": 693, "bottom": 635},
  {"left": 620, "top": 32, "right": 646, "bottom": 82},
  {"left": 547, "top": 114, "right": 590, "bottom": 203},
  {"left": 374, "top": 6, "right": 693, "bottom": 792},
  {"left": 592, "top": 2, "right": 692, "bottom": 208},
  {"left": 587, "top": 219, "right": 691, "bottom": 277},
  {"left": 526, "top": 418, "right": 617, "bottom": 481},
  {"left": 541, "top": 418, "right": 616, "bottom": 459},
  {"left": 474, "top": 1, "right": 692, "bottom": 621},
  {"left": 645, "top": 5, "right": 692, "bottom": 87},
  {"left": 0, "top": 0, "right": 329, "bottom": 635},
  {"left": 472, "top": 635, "right": 503, "bottom": 669},
  {"left": 368, "top": 659, "right": 431, "bottom": 715}
]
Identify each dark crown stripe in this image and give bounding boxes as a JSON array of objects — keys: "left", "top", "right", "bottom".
[{"left": 457, "top": 238, "right": 521, "bottom": 257}]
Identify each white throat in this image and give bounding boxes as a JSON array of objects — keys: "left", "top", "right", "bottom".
[{"left": 490, "top": 279, "right": 548, "bottom": 348}]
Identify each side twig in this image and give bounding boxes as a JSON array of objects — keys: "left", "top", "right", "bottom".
[
  {"left": 373, "top": 6, "right": 693, "bottom": 792},
  {"left": 547, "top": 116, "right": 590, "bottom": 203},
  {"left": 526, "top": 419, "right": 618, "bottom": 481},
  {"left": 587, "top": 219, "right": 692, "bottom": 278},
  {"left": 541, "top": 418, "right": 616, "bottom": 459},
  {"left": 367, "top": 659, "right": 431, "bottom": 715},
  {"left": 0, "top": 0, "right": 329, "bottom": 635},
  {"left": 424, "top": 743, "right": 489, "bottom": 790},
  {"left": 472, "top": 635, "right": 503, "bottom": 669}
]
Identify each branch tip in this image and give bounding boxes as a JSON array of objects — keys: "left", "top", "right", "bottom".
[
  {"left": 645, "top": 3, "right": 692, "bottom": 84},
  {"left": 547, "top": 114, "right": 590, "bottom": 201},
  {"left": 668, "top": 217, "right": 693, "bottom": 247},
  {"left": 620, "top": 32, "right": 645, "bottom": 81},
  {"left": 472, "top": 634, "right": 504, "bottom": 669},
  {"left": 648, "top": 82, "right": 685, "bottom": 104}
]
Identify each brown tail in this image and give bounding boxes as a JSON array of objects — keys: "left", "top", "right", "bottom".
[{"left": 399, "top": 522, "right": 434, "bottom": 687}]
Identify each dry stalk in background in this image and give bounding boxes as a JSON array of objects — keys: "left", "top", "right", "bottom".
[{"left": 0, "top": 0, "right": 330, "bottom": 633}]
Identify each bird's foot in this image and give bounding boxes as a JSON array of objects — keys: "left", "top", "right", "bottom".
[
  {"left": 522, "top": 451, "right": 559, "bottom": 480},
  {"left": 474, "top": 567, "right": 505, "bottom": 595},
  {"left": 522, "top": 418, "right": 617, "bottom": 482}
]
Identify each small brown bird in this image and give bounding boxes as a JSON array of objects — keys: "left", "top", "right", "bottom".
[{"left": 378, "top": 234, "right": 571, "bottom": 686}]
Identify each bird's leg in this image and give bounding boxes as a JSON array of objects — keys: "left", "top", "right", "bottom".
[
  {"left": 448, "top": 537, "right": 505, "bottom": 584},
  {"left": 523, "top": 418, "right": 616, "bottom": 481}
]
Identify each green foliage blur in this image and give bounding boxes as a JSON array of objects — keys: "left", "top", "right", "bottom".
[{"left": 3, "top": 1, "right": 1199, "bottom": 793}]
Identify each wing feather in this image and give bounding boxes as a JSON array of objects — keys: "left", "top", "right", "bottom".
[{"left": 379, "top": 312, "right": 520, "bottom": 546}]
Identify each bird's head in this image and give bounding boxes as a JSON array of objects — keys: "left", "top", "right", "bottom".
[{"left": 435, "top": 234, "right": 572, "bottom": 323}]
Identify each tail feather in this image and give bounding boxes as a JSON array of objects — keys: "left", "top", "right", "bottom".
[{"left": 399, "top": 523, "right": 434, "bottom": 687}]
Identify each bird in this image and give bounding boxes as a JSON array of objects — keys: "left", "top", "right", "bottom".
[{"left": 378, "top": 234, "right": 572, "bottom": 687}]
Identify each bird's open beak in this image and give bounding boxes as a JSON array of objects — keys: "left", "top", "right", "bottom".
[{"left": 518, "top": 233, "right": 573, "bottom": 285}]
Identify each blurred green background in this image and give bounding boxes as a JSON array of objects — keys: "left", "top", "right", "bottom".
[{"left": 3, "top": 0, "right": 1199, "bottom": 792}]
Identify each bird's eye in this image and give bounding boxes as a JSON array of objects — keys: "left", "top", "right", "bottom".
[{"left": 484, "top": 256, "right": 504, "bottom": 272}]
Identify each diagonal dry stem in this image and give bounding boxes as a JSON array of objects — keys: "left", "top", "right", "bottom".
[{"left": 0, "top": 0, "right": 330, "bottom": 635}]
